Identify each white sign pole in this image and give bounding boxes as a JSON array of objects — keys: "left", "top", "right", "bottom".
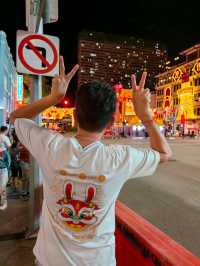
[
  {"left": 27, "top": 1, "right": 44, "bottom": 236},
  {"left": 25, "top": 0, "right": 59, "bottom": 237}
]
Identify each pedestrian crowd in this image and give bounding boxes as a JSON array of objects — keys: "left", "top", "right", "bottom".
[{"left": 0, "top": 125, "right": 30, "bottom": 210}]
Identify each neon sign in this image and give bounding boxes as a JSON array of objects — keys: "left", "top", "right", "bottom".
[
  {"left": 17, "top": 75, "right": 23, "bottom": 103},
  {"left": 172, "top": 68, "right": 182, "bottom": 82}
]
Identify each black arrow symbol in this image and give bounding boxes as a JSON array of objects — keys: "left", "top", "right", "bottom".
[{"left": 26, "top": 44, "right": 47, "bottom": 68}]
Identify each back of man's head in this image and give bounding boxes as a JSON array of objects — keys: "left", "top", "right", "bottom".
[
  {"left": 0, "top": 126, "right": 8, "bottom": 134},
  {"left": 75, "top": 80, "right": 116, "bottom": 132}
]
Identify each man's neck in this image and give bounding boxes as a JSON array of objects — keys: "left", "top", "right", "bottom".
[{"left": 75, "top": 128, "right": 103, "bottom": 147}]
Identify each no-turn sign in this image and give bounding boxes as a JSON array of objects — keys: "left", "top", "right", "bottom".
[{"left": 16, "top": 30, "right": 59, "bottom": 77}]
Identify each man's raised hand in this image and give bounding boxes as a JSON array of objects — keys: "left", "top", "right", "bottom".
[
  {"left": 131, "top": 72, "right": 152, "bottom": 122},
  {"left": 51, "top": 56, "right": 79, "bottom": 102}
]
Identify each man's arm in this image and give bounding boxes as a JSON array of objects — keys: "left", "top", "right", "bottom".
[
  {"left": 131, "top": 72, "right": 172, "bottom": 163},
  {"left": 10, "top": 57, "right": 79, "bottom": 124},
  {"left": 143, "top": 120, "right": 172, "bottom": 162},
  {"left": 10, "top": 95, "right": 58, "bottom": 124}
]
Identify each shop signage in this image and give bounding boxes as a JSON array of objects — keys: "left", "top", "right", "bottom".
[
  {"left": 192, "top": 60, "right": 200, "bottom": 74},
  {"left": 17, "top": 74, "right": 24, "bottom": 103}
]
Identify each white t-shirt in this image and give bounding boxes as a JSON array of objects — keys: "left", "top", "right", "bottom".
[
  {"left": 0, "top": 134, "right": 11, "bottom": 151},
  {"left": 14, "top": 118, "right": 160, "bottom": 266}
]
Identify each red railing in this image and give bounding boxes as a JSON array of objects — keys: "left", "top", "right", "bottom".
[{"left": 115, "top": 201, "right": 200, "bottom": 266}]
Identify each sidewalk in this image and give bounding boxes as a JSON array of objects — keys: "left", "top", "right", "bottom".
[
  {"left": 0, "top": 191, "right": 35, "bottom": 266},
  {"left": 0, "top": 238, "right": 35, "bottom": 266}
]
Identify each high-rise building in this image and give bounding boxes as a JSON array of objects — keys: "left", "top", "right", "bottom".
[{"left": 78, "top": 31, "right": 167, "bottom": 89}]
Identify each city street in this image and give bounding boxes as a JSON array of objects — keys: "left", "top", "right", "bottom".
[
  {"left": 104, "top": 137, "right": 200, "bottom": 257},
  {"left": 1, "top": 1, "right": 200, "bottom": 265}
]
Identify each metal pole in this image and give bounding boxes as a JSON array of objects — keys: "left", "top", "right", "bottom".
[{"left": 27, "top": 18, "right": 43, "bottom": 235}]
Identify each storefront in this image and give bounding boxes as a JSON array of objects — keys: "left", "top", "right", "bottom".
[
  {"left": 42, "top": 106, "right": 75, "bottom": 132},
  {"left": 0, "top": 31, "right": 16, "bottom": 125},
  {"left": 114, "top": 84, "right": 140, "bottom": 126}
]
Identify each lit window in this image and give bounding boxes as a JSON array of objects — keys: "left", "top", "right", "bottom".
[
  {"left": 89, "top": 32, "right": 93, "bottom": 36},
  {"left": 109, "top": 64, "right": 113, "bottom": 68},
  {"left": 81, "top": 55, "right": 84, "bottom": 58},
  {"left": 90, "top": 53, "right": 96, "bottom": 57},
  {"left": 96, "top": 42, "right": 99, "bottom": 46},
  {"left": 80, "top": 69, "right": 85, "bottom": 73},
  {"left": 114, "top": 59, "right": 117, "bottom": 63},
  {"left": 81, "top": 43, "right": 85, "bottom": 47},
  {"left": 116, "top": 46, "right": 120, "bottom": 49}
]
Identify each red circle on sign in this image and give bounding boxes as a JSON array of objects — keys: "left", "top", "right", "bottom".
[{"left": 18, "top": 34, "right": 58, "bottom": 74}]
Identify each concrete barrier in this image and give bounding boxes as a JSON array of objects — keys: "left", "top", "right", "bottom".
[{"left": 115, "top": 201, "right": 200, "bottom": 266}]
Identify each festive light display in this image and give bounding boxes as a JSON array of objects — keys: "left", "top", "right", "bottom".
[
  {"left": 155, "top": 44, "right": 200, "bottom": 133},
  {"left": 42, "top": 106, "right": 75, "bottom": 129}
]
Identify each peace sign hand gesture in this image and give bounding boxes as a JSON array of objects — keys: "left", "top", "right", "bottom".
[
  {"left": 51, "top": 56, "right": 79, "bottom": 102},
  {"left": 131, "top": 72, "right": 152, "bottom": 122}
]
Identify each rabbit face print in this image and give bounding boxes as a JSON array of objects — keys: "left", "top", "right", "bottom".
[{"left": 57, "top": 182, "right": 99, "bottom": 232}]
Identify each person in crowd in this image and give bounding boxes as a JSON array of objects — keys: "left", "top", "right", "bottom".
[
  {"left": 10, "top": 57, "right": 172, "bottom": 266},
  {"left": 0, "top": 126, "right": 11, "bottom": 207},
  {"left": 10, "top": 138, "right": 22, "bottom": 193},
  {"left": 0, "top": 148, "right": 10, "bottom": 210},
  {"left": 0, "top": 126, "right": 11, "bottom": 151},
  {"left": 191, "top": 130, "right": 195, "bottom": 138},
  {"left": 18, "top": 142, "right": 30, "bottom": 198}
]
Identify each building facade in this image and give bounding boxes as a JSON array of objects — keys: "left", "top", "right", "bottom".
[
  {"left": 155, "top": 44, "right": 200, "bottom": 134},
  {"left": 78, "top": 31, "right": 167, "bottom": 90},
  {"left": 0, "top": 31, "right": 16, "bottom": 125}
]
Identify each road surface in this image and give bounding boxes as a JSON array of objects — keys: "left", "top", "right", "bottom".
[{"left": 104, "top": 137, "right": 200, "bottom": 257}]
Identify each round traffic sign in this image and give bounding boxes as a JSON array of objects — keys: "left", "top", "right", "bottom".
[{"left": 18, "top": 34, "right": 58, "bottom": 75}]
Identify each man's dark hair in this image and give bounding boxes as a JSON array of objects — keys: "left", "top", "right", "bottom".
[
  {"left": 75, "top": 80, "right": 116, "bottom": 132},
  {"left": 0, "top": 126, "right": 8, "bottom": 133}
]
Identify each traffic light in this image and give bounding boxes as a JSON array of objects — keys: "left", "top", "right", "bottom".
[{"left": 64, "top": 100, "right": 68, "bottom": 105}]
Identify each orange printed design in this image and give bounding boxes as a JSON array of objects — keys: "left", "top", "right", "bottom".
[{"left": 57, "top": 182, "right": 98, "bottom": 232}]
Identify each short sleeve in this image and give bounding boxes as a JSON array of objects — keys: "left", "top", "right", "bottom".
[
  {"left": 14, "top": 118, "right": 55, "bottom": 164},
  {"left": 122, "top": 146, "right": 160, "bottom": 179}
]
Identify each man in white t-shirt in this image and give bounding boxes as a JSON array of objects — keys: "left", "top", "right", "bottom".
[{"left": 10, "top": 57, "right": 172, "bottom": 266}]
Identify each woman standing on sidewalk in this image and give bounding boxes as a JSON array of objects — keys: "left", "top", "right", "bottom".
[
  {"left": 0, "top": 126, "right": 11, "bottom": 210},
  {"left": 0, "top": 148, "right": 10, "bottom": 210}
]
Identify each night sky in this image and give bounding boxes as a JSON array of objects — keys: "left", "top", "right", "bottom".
[{"left": 1, "top": 0, "right": 200, "bottom": 95}]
